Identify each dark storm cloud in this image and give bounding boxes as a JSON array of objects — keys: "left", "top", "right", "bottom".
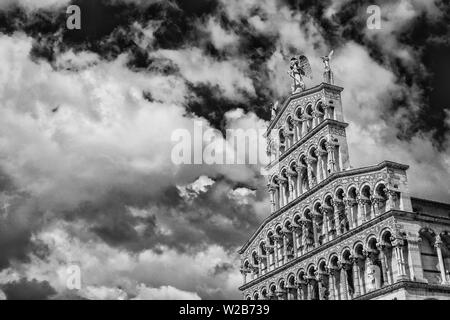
[{"left": 1, "top": 278, "right": 56, "bottom": 300}]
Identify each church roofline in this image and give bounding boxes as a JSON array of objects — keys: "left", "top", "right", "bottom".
[
  {"left": 266, "top": 82, "right": 344, "bottom": 135},
  {"left": 237, "top": 160, "right": 409, "bottom": 255}
]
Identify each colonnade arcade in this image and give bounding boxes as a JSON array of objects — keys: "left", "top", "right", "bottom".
[
  {"left": 241, "top": 181, "right": 403, "bottom": 282},
  {"left": 272, "top": 99, "right": 337, "bottom": 158},
  {"left": 268, "top": 137, "right": 342, "bottom": 212},
  {"left": 244, "top": 228, "right": 410, "bottom": 300}
]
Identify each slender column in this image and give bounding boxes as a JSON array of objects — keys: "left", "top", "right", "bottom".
[
  {"left": 391, "top": 235, "right": 408, "bottom": 281},
  {"left": 312, "top": 217, "right": 319, "bottom": 248},
  {"left": 273, "top": 241, "right": 279, "bottom": 268},
  {"left": 339, "top": 265, "right": 348, "bottom": 300},
  {"left": 406, "top": 236, "right": 426, "bottom": 282},
  {"left": 327, "top": 268, "right": 336, "bottom": 300},
  {"left": 286, "top": 175, "right": 293, "bottom": 202},
  {"left": 292, "top": 228, "right": 299, "bottom": 257},
  {"left": 267, "top": 184, "right": 277, "bottom": 213},
  {"left": 377, "top": 243, "right": 390, "bottom": 286},
  {"left": 351, "top": 256, "right": 361, "bottom": 297},
  {"left": 435, "top": 235, "right": 449, "bottom": 284},
  {"left": 287, "top": 168, "right": 298, "bottom": 200},
  {"left": 357, "top": 197, "right": 366, "bottom": 225},
  {"left": 297, "top": 280, "right": 307, "bottom": 300},
  {"left": 297, "top": 166, "right": 304, "bottom": 195},
  {"left": 344, "top": 198, "right": 356, "bottom": 229},
  {"left": 316, "top": 272, "right": 325, "bottom": 300},
  {"left": 282, "top": 234, "right": 289, "bottom": 264},
  {"left": 307, "top": 279, "right": 313, "bottom": 300},
  {"left": 332, "top": 200, "right": 342, "bottom": 236},
  {"left": 358, "top": 259, "right": 366, "bottom": 295},
  {"left": 321, "top": 209, "right": 329, "bottom": 243},
  {"left": 306, "top": 159, "right": 314, "bottom": 189}
]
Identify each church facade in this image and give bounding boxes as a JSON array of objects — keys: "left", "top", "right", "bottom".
[{"left": 238, "top": 55, "right": 450, "bottom": 300}]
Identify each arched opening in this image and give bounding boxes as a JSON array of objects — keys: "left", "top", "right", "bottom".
[
  {"left": 287, "top": 274, "right": 297, "bottom": 300},
  {"left": 251, "top": 251, "right": 259, "bottom": 279},
  {"left": 299, "top": 155, "right": 309, "bottom": 192},
  {"left": 277, "top": 280, "right": 287, "bottom": 300},
  {"left": 289, "top": 161, "right": 299, "bottom": 199},
  {"left": 295, "top": 107, "right": 303, "bottom": 139},
  {"left": 354, "top": 243, "right": 366, "bottom": 295},
  {"left": 315, "top": 101, "right": 325, "bottom": 125},
  {"left": 324, "top": 195, "right": 335, "bottom": 240},
  {"left": 297, "top": 270, "right": 307, "bottom": 300},
  {"left": 275, "top": 225, "right": 284, "bottom": 266},
  {"left": 419, "top": 229, "right": 441, "bottom": 284},
  {"left": 347, "top": 187, "right": 359, "bottom": 227},
  {"left": 342, "top": 249, "right": 354, "bottom": 298},
  {"left": 302, "top": 209, "right": 314, "bottom": 250},
  {"left": 318, "top": 139, "right": 328, "bottom": 181},
  {"left": 253, "top": 292, "right": 259, "bottom": 300},
  {"left": 279, "top": 169, "right": 289, "bottom": 206},
  {"left": 271, "top": 175, "right": 280, "bottom": 211},
  {"left": 374, "top": 183, "right": 388, "bottom": 215},
  {"left": 267, "top": 231, "right": 276, "bottom": 270},
  {"left": 304, "top": 104, "right": 313, "bottom": 132},
  {"left": 360, "top": 185, "right": 373, "bottom": 221},
  {"left": 318, "top": 260, "right": 330, "bottom": 300},
  {"left": 313, "top": 202, "right": 324, "bottom": 245},
  {"left": 329, "top": 255, "right": 341, "bottom": 300},
  {"left": 380, "top": 230, "right": 394, "bottom": 285},
  {"left": 279, "top": 129, "right": 286, "bottom": 154},
  {"left": 335, "top": 188, "right": 349, "bottom": 233},
  {"left": 327, "top": 100, "right": 335, "bottom": 120},
  {"left": 286, "top": 116, "right": 295, "bottom": 146},
  {"left": 366, "top": 238, "right": 383, "bottom": 291},
  {"left": 259, "top": 241, "right": 267, "bottom": 274},
  {"left": 307, "top": 266, "right": 319, "bottom": 300},
  {"left": 308, "top": 147, "right": 318, "bottom": 186},
  {"left": 283, "top": 221, "right": 294, "bottom": 261},
  {"left": 261, "top": 288, "right": 268, "bottom": 300},
  {"left": 269, "top": 284, "right": 277, "bottom": 300},
  {"left": 440, "top": 232, "right": 450, "bottom": 282}
]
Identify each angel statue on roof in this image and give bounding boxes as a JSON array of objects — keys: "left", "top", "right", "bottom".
[{"left": 287, "top": 55, "right": 313, "bottom": 94}]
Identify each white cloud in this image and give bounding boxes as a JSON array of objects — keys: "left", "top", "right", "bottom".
[
  {"left": 1, "top": 220, "right": 242, "bottom": 299},
  {"left": 133, "top": 284, "right": 200, "bottom": 300}
]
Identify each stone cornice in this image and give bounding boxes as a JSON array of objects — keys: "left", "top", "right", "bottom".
[
  {"left": 266, "top": 82, "right": 344, "bottom": 134},
  {"left": 353, "top": 280, "right": 450, "bottom": 300},
  {"left": 238, "top": 160, "right": 410, "bottom": 255}
]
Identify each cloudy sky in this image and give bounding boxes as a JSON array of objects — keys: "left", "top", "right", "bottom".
[{"left": 0, "top": 0, "right": 449, "bottom": 300}]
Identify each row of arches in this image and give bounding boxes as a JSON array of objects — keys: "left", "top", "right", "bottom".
[
  {"left": 243, "top": 228, "right": 450, "bottom": 300},
  {"left": 244, "top": 229, "right": 409, "bottom": 300},
  {"left": 419, "top": 229, "right": 450, "bottom": 285},
  {"left": 242, "top": 182, "right": 402, "bottom": 281},
  {"left": 268, "top": 137, "right": 342, "bottom": 211},
  {"left": 275, "top": 99, "right": 337, "bottom": 157}
]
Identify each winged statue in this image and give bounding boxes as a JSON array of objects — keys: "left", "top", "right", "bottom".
[{"left": 287, "top": 55, "right": 313, "bottom": 94}]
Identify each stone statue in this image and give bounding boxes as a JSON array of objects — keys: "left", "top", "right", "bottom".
[
  {"left": 271, "top": 100, "right": 279, "bottom": 120},
  {"left": 287, "top": 55, "right": 312, "bottom": 94},
  {"left": 321, "top": 50, "right": 334, "bottom": 84},
  {"left": 366, "top": 263, "right": 382, "bottom": 291}
]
